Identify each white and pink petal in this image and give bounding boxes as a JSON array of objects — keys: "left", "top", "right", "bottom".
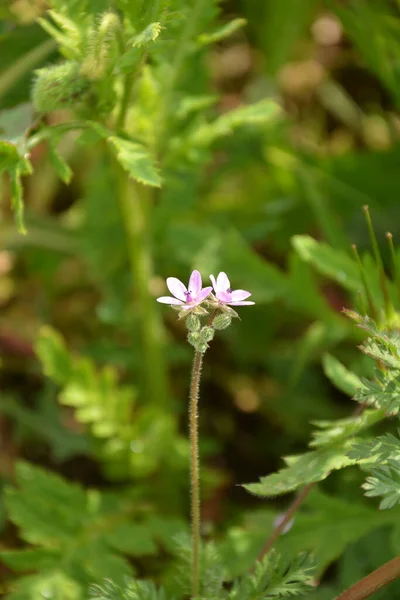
[
  {"left": 157, "top": 296, "right": 184, "bottom": 305},
  {"left": 166, "top": 277, "right": 187, "bottom": 301},
  {"left": 188, "top": 270, "right": 202, "bottom": 297},
  {"left": 230, "top": 290, "right": 252, "bottom": 302},
  {"left": 193, "top": 286, "right": 213, "bottom": 305},
  {"left": 216, "top": 272, "right": 230, "bottom": 293}
]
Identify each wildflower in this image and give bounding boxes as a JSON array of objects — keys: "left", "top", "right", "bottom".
[
  {"left": 157, "top": 270, "right": 212, "bottom": 310},
  {"left": 210, "top": 272, "right": 254, "bottom": 306}
]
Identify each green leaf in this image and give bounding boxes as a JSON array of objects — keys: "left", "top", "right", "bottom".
[
  {"left": 5, "top": 570, "right": 83, "bottom": 600},
  {"left": 243, "top": 441, "right": 357, "bottom": 497},
  {"left": 0, "top": 102, "right": 33, "bottom": 145},
  {"left": 89, "top": 579, "right": 174, "bottom": 600},
  {"left": 108, "top": 136, "right": 161, "bottom": 187},
  {"left": 2, "top": 462, "right": 180, "bottom": 593},
  {"left": 292, "top": 235, "right": 360, "bottom": 291},
  {"left": 132, "top": 22, "right": 162, "bottom": 47},
  {"left": 193, "top": 99, "right": 282, "bottom": 146},
  {"left": 363, "top": 459, "right": 400, "bottom": 509},
  {"left": 348, "top": 433, "right": 400, "bottom": 464},
  {"left": 49, "top": 140, "right": 73, "bottom": 184},
  {"left": 198, "top": 18, "right": 247, "bottom": 45},
  {"left": 0, "top": 140, "right": 21, "bottom": 173},
  {"left": 0, "top": 394, "right": 90, "bottom": 462},
  {"left": 322, "top": 354, "right": 363, "bottom": 397},
  {"left": 310, "top": 409, "right": 385, "bottom": 449},
  {"left": 10, "top": 167, "right": 27, "bottom": 235},
  {"left": 0, "top": 548, "right": 60, "bottom": 571},
  {"left": 229, "top": 551, "right": 315, "bottom": 599},
  {"left": 105, "top": 523, "right": 157, "bottom": 556},
  {"left": 35, "top": 326, "right": 74, "bottom": 385},
  {"left": 277, "top": 490, "right": 397, "bottom": 574},
  {"left": 355, "top": 370, "right": 400, "bottom": 414}
]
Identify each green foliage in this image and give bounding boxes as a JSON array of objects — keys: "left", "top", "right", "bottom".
[
  {"left": 228, "top": 552, "right": 315, "bottom": 599},
  {"left": 322, "top": 353, "right": 364, "bottom": 397},
  {"left": 89, "top": 580, "right": 174, "bottom": 600},
  {"left": 309, "top": 409, "right": 385, "bottom": 449},
  {"left": 243, "top": 442, "right": 357, "bottom": 497},
  {"left": 362, "top": 460, "right": 400, "bottom": 510},
  {"left": 108, "top": 137, "right": 162, "bottom": 188},
  {"left": 292, "top": 235, "right": 360, "bottom": 292},
  {"left": 2, "top": 462, "right": 186, "bottom": 598},
  {"left": 32, "top": 61, "right": 91, "bottom": 113},
  {"left": 90, "top": 549, "right": 314, "bottom": 600},
  {"left": 5, "top": 0, "right": 400, "bottom": 598},
  {"left": 35, "top": 326, "right": 187, "bottom": 478}
]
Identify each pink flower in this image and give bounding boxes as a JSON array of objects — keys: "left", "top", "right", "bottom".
[
  {"left": 209, "top": 272, "right": 254, "bottom": 306},
  {"left": 157, "top": 270, "right": 212, "bottom": 310}
]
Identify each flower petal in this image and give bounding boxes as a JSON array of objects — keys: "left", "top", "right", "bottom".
[
  {"left": 188, "top": 270, "right": 202, "bottom": 297},
  {"left": 210, "top": 274, "right": 218, "bottom": 292},
  {"left": 217, "top": 290, "right": 232, "bottom": 303},
  {"left": 216, "top": 272, "right": 230, "bottom": 292},
  {"left": 192, "top": 286, "right": 213, "bottom": 305},
  {"left": 157, "top": 296, "right": 184, "bottom": 305},
  {"left": 228, "top": 300, "right": 255, "bottom": 306},
  {"left": 230, "top": 289, "right": 252, "bottom": 302},
  {"left": 166, "top": 277, "right": 187, "bottom": 301}
]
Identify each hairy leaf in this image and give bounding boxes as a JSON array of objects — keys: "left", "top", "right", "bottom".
[
  {"left": 243, "top": 441, "right": 357, "bottom": 497},
  {"left": 108, "top": 136, "right": 161, "bottom": 187}
]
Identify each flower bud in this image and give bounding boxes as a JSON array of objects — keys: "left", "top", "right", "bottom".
[
  {"left": 199, "top": 326, "right": 214, "bottom": 343},
  {"left": 212, "top": 313, "right": 232, "bottom": 330},
  {"left": 81, "top": 12, "right": 120, "bottom": 79},
  {"left": 195, "top": 342, "right": 208, "bottom": 353},
  {"left": 32, "top": 61, "right": 91, "bottom": 113},
  {"left": 188, "top": 332, "right": 200, "bottom": 347},
  {"left": 186, "top": 314, "right": 201, "bottom": 332}
]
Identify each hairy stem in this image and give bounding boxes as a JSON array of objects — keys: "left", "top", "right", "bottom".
[
  {"left": 190, "top": 350, "right": 203, "bottom": 599},
  {"left": 335, "top": 556, "right": 400, "bottom": 600}
]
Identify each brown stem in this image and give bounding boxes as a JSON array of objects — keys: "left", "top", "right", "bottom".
[
  {"left": 255, "top": 483, "right": 314, "bottom": 564},
  {"left": 254, "top": 406, "right": 365, "bottom": 566},
  {"left": 335, "top": 556, "right": 400, "bottom": 600}
]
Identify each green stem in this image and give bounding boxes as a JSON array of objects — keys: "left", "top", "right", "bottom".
[
  {"left": 159, "top": 0, "right": 207, "bottom": 156},
  {"left": 116, "top": 71, "right": 134, "bottom": 131},
  {"left": 190, "top": 349, "right": 203, "bottom": 599},
  {"left": 113, "top": 160, "right": 168, "bottom": 405}
]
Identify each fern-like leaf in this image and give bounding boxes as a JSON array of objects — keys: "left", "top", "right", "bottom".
[{"left": 229, "top": 552, "right": 315, "bottom": 599}]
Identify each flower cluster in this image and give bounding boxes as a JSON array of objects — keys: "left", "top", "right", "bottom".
[
  {"left": 157, "top": 270, "right": 253, "bottom": 352},
  {"left": 157, "top": 270, "right": 254, "bottom": 312}
]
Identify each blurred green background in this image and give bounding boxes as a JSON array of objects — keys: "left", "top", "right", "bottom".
[{"left": 2, "top": 0, "right": 400, "bottom": 598}]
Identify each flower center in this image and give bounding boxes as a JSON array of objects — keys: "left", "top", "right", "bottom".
[{"left": 185, "top": 290, "right": 194, "bottom": 303}]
